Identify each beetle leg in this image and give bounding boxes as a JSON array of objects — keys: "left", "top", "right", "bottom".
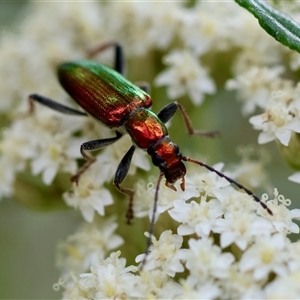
[
  {"left": 157, "top": 101, "right": 219, "bottom": 138},
  {"left": 87, "top": 41, "right": 124, "bottom": 75},
  {"left": 71, "top": 131, "right": 123, "bottom": 184},
  {"left": 29, "top": 94, "right": 87, "bottom": 116},
  {"left": 113, "top": 145, "right": 136, "bottom": 224},
  {"left": 157, "top": 102, "right": 178, "bottom": 123}
]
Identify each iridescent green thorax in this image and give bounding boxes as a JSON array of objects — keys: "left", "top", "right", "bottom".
[{"left": 57, "top": 60, "right": 152, "bottom": 128}]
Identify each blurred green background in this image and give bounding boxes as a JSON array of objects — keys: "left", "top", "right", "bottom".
[{"left": 0, "top": 2, "right": 299, "bottom": 299}]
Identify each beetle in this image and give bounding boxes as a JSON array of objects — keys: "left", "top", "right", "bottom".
[{"left": 29, "top": 41, "right": 272, "bottom": 268}]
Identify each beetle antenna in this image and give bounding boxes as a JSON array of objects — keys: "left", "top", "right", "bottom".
[
  {"left": 139, "top": 171, "right": 164, "bottom": 272},
  {"left": 182, "top": 156, "right": 273, "bottom": 216}
]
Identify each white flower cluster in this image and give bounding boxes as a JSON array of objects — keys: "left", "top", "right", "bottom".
[
  {"left": 57, "top": 181, "right": 300, "bottom": 299},
  {"left": 1, "top": 1, "right": 300, "bottom": 299},
  {"left": 55, "top": 217, "right": 124, "bottom": 281}
]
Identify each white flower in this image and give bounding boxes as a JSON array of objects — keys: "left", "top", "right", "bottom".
[
  {"left": 226, "top": 66, "right": 285, "bottom": 115},
  {"left": 0, "top": 118, "right": 37, "bottom": 171},
  {"left": 213, "top": 188, "right": 259, "bottom": 214},
  {"left": 136, "top": 230, "right": 185, "bottom": 277},
  {"left": 239, "top": 233, "right": 289, "bottom": 281},
  {"left": 286, "top": 241, "right": 300, "bottom": 273},
  {"left": 0, "top": 108, "right": 82, "bottom": 189},
  {"left": 214, "top": 211, "right": 273, "bottom": 250},
  {"left": 249, "top": 101, "right": 300, "bottom": 146},
  {"left": 180, "top": 2, "right": 250, "bottom": 54},
  {"left": 186, "top": 163, "right": 231, "bottom": 198},
  {"left": 104, "top": 2, "right": 183, "bottom": 56},
  {"left": 143, "top": 2, "right": 182, "bottom": 50},
  {"left": 264, "top": 271, "right": 300, "bottom": 299},
  {"left": 155, "top": 49, "right": 215, "bottom": 105},
  {"left": 177, "top": 280, "right": 221, "bottom": 300},
  {"left": 56, "top": 217, "right": 123, "bottom": 278},
  {"left": 179, "top": 6, "right": 221, "bottom": 55},
  {"left": 133, "top": 176, "right": 199, "bottom": 221},
  {"left": 138, "top": 270, "right": 182, "bottom": 299},
  {"left": 63, "top": 161, "right": 113, "bottom": 222},
  {"left": 62, "top": 251, "right": 140, "bottom": 300},
  {"left": 219, "top": 265, "right": 264, "bottom": 299},
  {"left": 31, "top": 131, "right": 78, "bottom": 185},
  {"left": 169, "top": 198, "right": 223, "bottom": 237},
  {"left": 232, "top": 37, "right": 282, "bottom": 75},
  {"left": 260, "top": 188, "right": 300, "bottom": 234},
  {"left": 181, "top": 238, "right": 235, "bottom": 285}
]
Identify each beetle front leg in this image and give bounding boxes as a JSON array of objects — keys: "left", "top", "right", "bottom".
[
  {"left": 71, "top": 131, "right": 123, "bottom": 184},
  {"left": 113, "top": 145, "right": 136, "bottom": 224},
  {"left": 157, "top": 101, "right": 219, "bottom": 138}
]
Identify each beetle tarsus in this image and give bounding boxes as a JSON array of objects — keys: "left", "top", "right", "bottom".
[
  {"left": 70, "top": 174, "right": 79, "bottom": 185},
  {"left": 70, "top": 156, "right": 96, "bottom": 185},
  {"left": 125, "top": 196, "right": 134, "bottom": 225},
  {"left": 114, "top": 181, "right": 135, "bottom": 224}
]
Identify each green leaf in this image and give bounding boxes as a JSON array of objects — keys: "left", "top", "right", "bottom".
[{"left": 235, "top": 0, "right": 300, "bottom": 53}]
